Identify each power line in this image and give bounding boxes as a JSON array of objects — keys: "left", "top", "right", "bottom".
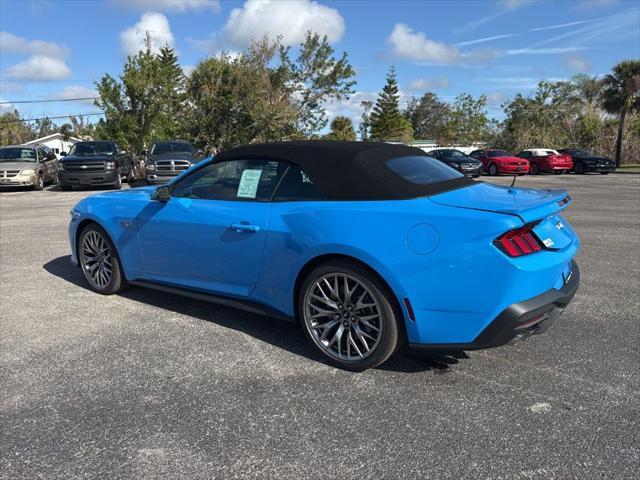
[
  {"left": 0, "top": 112, "right": 104, "bottom": 125},
  {"left": 0, "top": 97, "right": 99, "bottom": 105}
]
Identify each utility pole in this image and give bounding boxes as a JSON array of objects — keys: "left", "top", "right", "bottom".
[{"left": 145, "top": 30, "right": 152, "bottom": 52}]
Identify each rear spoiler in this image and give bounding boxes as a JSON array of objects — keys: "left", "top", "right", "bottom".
[{"left": 504, "top": 189, "right": 572, "bottom": 223}]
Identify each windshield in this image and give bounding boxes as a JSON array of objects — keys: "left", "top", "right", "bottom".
[
  {"left": 386, "top": 155, "right": 463, "bottom": 185},
  {"left": 439, "top": 149, "right": 468, "bottom": 159},
  {"left": 487, "top": 150, "right": 512, "bottom": 158},
  {"left": 151, "top": 142, "right": 194, "bottom": 155},
  {"left": 0, "top": 147, "right": 37, "bottom": 162},
  {"left": 69, "top": 142, "right": 114, "bottom": 156}
]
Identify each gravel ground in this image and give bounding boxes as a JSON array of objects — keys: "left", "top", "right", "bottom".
[{"left": 1, "top": 174, "right": 638, "bottom": 479}]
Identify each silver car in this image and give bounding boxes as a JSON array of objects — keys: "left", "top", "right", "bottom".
[{"left": 0, "top": 145, "right": 58, "bottom": 190}]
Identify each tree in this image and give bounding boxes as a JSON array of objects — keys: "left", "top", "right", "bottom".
[
  {"left": 403, "top": 92, "right": 451, "bottom": 140},
  {"left": 59, "top": 123, "right": 73, "bottom": 141},
  {"left": 33, "top": 116, "right": 56, "bottom": 138},
  {"left": 95, "top": 46, "right": 187, "bottom": 153},
  {"left": 324, "top": 116, "right": 356, "bottom": 141},
  {"left": 280, "top": 32, "right": 356, "bottom": 136},
  {"left": 601, "top": 59, "right": 640, "bottom": 166},
  {"left": 359, "top": 100, "right": 373, "bottom": 140},
  {"left": 0, "top": 110, "right": 35, "bottom": 144},
  {"left": 370, "top": 67, "right": 413, "bottom": 142}
]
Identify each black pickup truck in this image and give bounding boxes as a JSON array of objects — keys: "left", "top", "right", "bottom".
[{"left": 58, "top": 141, "right": 133, "bottom": 191}]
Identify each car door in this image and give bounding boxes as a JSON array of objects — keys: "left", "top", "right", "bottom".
[
  {"left": 136, "top": 159, "right": 284, "bottom": 297},
  {"left": 37, "top": 147, "right": 55, "bottom": 182}
]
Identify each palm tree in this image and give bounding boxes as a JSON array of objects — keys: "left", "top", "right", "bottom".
[
  {"left": 326, "top": 116, "right": 356, "bottom": 141},
  {"left": 601, "top": 60, "right": 640, "bottom": 167}
]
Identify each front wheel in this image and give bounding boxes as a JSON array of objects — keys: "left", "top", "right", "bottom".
[
  {"left": 78, "top": 224, "right": 127, "bottom": 295},
  {"left": 488, "top": 163, "right": 498, "bottom": 176},
  {"left": 299, "top": 261, "right": 401, "bottom": 371},
  {"left": 530, "top": 163, "right": 539, "bottom": 175},
  {"left": 111, "top": 174, "right": 122, "bottom": 190},
  {"left": 33, "top": 174, "right": 44, "bottom": 191}
]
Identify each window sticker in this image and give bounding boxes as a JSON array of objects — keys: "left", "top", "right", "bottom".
[{"left": 237, "top": 169, "right": 262, "bottom": 198}]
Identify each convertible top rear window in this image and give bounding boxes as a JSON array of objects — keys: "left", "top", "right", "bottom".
[{"left": 386, "top": 156, "right": 463, "bottom": 185}]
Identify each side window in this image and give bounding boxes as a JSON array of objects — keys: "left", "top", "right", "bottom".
[
  {"left": 469, "top": 150, "right": 480, "bottom": 158},
  {"left": 172, "top": 159, "right": 282, "bottom": 201},
  {"left": 273, "top": 164, "right": 324, "bottom": 201},
  {"left": 518, "top": 151, "right": 531, "bottom": 159}
]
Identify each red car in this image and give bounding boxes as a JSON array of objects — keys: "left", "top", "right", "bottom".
[
  {"left": 516, "top": 149, "right": 573, "bottom": 174},
  {"left": 469, "top": 149, "right": 530, "bottom": 176}
]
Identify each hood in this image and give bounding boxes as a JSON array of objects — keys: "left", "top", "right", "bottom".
[
  {"left": 430, "top": 182, "right": 570, "bottom": 223},
  {"left": 0, "top": 161, "right": 38, "bottom": 171},
  {"left": 63, "top": 154, "right": 113, "bottom": 163},
  {"left": 87, "top": 185, "right": 156, "bottom": 200},
  {"left": 149, "top": 152, "right": 195, "bottom": 162}
]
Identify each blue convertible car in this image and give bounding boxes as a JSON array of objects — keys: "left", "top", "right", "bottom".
[{"left": 69, "top": 141, "right": 579, "bottom": 370}]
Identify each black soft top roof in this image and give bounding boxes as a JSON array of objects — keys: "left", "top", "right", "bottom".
[{"left": 214, "top": 141, "right": 473, "bottom": 200}]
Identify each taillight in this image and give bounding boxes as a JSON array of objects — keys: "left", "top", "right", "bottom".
[{"left": 494, "top": 225, "right": 544, "bottom": 257}]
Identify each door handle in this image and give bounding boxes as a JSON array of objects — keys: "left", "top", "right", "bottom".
[{"left": 230, "top": 223, "right": 260, "bottom": 233}]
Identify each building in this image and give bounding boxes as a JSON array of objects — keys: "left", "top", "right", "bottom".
[{"left": 24, "top": 133, "right": 85, "bottom": 158}]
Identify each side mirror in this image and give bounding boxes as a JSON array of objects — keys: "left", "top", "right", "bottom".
[
  {"left": 152, "top": 185, "right": 171, "bottom": 202},
  {"left": 60, "top": 151, "right": 68, "bottom": 157},
  {"left": 46, "top": 151, "right": 57, "bottom": 161}
]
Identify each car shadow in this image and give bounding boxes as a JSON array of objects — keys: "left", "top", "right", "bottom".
[{"left": 43, "top": 255, "right": 466, "bottom": 374}]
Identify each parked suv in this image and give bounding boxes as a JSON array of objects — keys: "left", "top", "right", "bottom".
[
  {"left": 58, "top": 141, "right": 133, "bottom": 191},
  {"left": 0, "top": 144, "right": 58, "bottom": 190},
  {"left": 145, "top": 140, "right": 202, "bottom": 184}
]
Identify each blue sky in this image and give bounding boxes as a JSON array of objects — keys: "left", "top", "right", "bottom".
[{"left": 1, "top": 0, "right": 639, "bottom": 130}]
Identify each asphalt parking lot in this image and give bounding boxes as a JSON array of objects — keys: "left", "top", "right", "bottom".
[{"left": 1, "top": 173, "right": 638, "bottom": 479}]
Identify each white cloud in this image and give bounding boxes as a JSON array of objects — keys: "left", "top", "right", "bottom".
[
  {"left": 117, "top": 0, "right": 220, "bottom": 12},
  {"left": 498, "top": 0, "right": 535, "bottom": 9},
  {"left": 388, "top": 23, "right": 460, "bottom": 64},
  {"left": 408, "top": 77, "right": 449, "bottom": 91},
  {"left": 565, "top": 54, "right": 591, "bottom": 73},
  {"left": 55, "top": 85, "right": 99, "bottom": 107},
  {"left": 487, "top": 91, "right": 507, "bottom": 106},
  {"left": 120, "top": 12, "right": 175, "bottom": 56},
  {"left": 455, "top": 0, "right": 534, "bottom": 33},
  {"left": 529, "top": 19, "right": 595, "bottom": 32},
  {"left": 5, "top": 55, "right": 71, "bottom": 81},
  {"left": 222, "top": 0, "right": 345, "bottom": 48},
  {"left": 0, "top": 31, "right": 68, "bottom": 58}
]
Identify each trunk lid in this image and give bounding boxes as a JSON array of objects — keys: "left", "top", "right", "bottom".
[{"left": 429, "top": 182, "right": 572, "bottom": 224}]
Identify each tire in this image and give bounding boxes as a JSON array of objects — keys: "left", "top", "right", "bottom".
[
  {"left": 112, "top": 173, "right": 122, "bottom": 190},
  {"left": 298, "top": 260, "right": 402, "bottom": 371},
  {"left": 574, "top": 162, "right": 586, "bottom": 175},
  {"left": 33, "top": 174, "right": 44, "bottom": 191},
  {"left": 488, "top": 163, "right": 498, "bottom": 176},
  {"left": 78, "top": 223, "right": 127, "bottom": 295},
  {"left": 61, "top": 185, "right": 72, "bottom": 192},
  {"left": 600, "top": 172, "right": 609, "bottom": 175},
  {"left": 530, "top": 163, "right": 539, "bottom": 175},
  {"left": 126, "top": 169, "right": 135, "bottom": 184}
]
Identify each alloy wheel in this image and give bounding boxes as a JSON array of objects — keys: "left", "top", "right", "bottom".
[
  {"left": 303, "top": 273, "right": 383, "bottom": 362},
  {"left": 80, "top": 231, "right": 113, "bottom": 290}
]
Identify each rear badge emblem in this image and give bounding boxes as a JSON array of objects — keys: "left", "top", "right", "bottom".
[
  {"left": 556, "top": 221, "right": 564, "bottom": 230},
  {"left": 543, "top": 238, "right": 555, "bottom": 248}
]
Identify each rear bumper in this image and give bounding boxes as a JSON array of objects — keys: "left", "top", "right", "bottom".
[
  {"left": 59, "top": 170, "right": 119, "bottom": 186},
  {"left": 409, "top": 260, "right": 580, "bottom": 352},
  {"left": 587, "top": 165, "right": 616, "bottom": 173}
]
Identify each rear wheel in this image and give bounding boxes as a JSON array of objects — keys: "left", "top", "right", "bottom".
[
  {"left": 530, "top": 163, "right": 539, "bottom": 175},
  {"left": 299, "top": 261, "right": 401, "bottom": 371},
  {"left": 575, "top": 162, "right": 586, "bottom": 174},
  {"left": 488, "top": 163, "right": 498, "bottom": 176},
  {"left": 78, "top": 224, "right": 127, "bottom": 295}
]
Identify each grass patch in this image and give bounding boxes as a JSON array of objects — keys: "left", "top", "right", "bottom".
[{"left": 618, "top": 164, "right": 640, "bottom": 172}]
